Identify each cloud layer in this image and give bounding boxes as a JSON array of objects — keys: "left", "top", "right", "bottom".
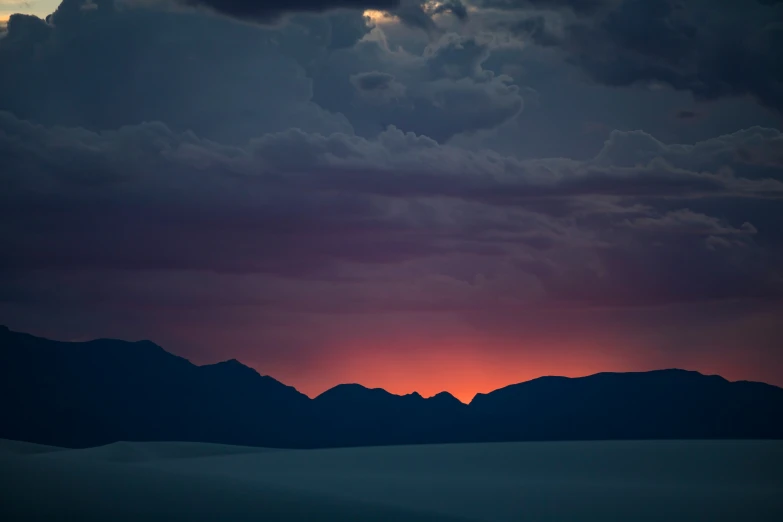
[{"left": 1, "top": 0, "right": 782, "bottom": 395}]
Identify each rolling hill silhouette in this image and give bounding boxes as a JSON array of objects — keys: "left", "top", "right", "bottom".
[{"left": 2, "top": 325, "right": 782, "bottom": 448}]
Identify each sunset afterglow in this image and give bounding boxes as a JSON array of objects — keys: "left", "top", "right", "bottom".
[{"left": 0, "top": 0, "right": 781, "bottom": 405}]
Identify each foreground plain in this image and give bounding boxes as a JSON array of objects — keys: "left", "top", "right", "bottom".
[{"left": 1, "top": 439, "right": 782, "bottom": 521}]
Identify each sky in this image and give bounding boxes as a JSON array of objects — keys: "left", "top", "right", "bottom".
[{"left": 0, "top": 0, "right": 782, "bottom": 402}]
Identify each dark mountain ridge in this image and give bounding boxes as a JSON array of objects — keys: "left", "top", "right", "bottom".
[{"left": 2, "top": 325, "right": 782, "bottom": 449}]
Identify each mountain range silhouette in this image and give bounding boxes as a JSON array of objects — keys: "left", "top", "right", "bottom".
[{"left": 2, "top": 325, "right": 782, "bottom": 448}]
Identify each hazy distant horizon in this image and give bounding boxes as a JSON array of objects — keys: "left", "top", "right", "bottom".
[{"left": 5, "top": 324, "right": 781, "bottom": 404}]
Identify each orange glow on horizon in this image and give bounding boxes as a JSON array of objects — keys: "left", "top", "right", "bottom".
[
  {"left": 281, "top": 338, "right": 645, "bottom": 404},
  {"left": 155, "top": 308, "right": 783, "bottom": 406}
]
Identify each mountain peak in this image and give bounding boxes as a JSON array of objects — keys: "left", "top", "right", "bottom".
[
  {"left": 316, "top": 383, "right": 391, "bottom": 401},
  {"left": 217, "top": 358, "right": 246, "bottom": 367},
  {"left": 2, "top": 327, "right": 782, "bottom": 448},
  {"left": 132, "top": 339, "right": 168, "bottom": 353},
  {"left": 134, "top": 339, "right": 160, "bottom": 347},
  {"left": 429, "top": 391, "right": 465, "bottom": 405},
  {"left": 202, "top": 358, "right": 262, "bottom": 377}
]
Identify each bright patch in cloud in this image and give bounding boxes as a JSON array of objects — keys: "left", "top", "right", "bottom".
[{"left": 363, "top": 9, "right": 399, "bottom": 25}]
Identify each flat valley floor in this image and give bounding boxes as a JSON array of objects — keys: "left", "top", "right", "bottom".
[{"left": 1, "top": 438, "right": 781, "bottom": 521}]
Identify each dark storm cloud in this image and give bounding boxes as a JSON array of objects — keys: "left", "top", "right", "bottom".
[
  {"left": 506, "top": 15, "right": 562, "bottom": 46},
  {"left": 392, "top": 0, "right": 438, "bottom": 32},
  {"left": 351, "top": 71, "right": 397, "bottom": 90},
  {"left": 175, "top": 0, "right": 400, "bottom": 22},
  {"left": 432, "top": 0, "right": 468, "bottom": 20},
  {"left": 581, "top": 0, "right": 783, "bottom": 112},
  {"left": 0, "top": 0, "right": 781, "bottom": 315},
  {"left": 313, "top": 32, "right": 524, "bottom": 140},
  {"left": 1, "top": 108, "right": 781, "bottom": 307},
  {"left": 424, "top": 32, "right": 494, "bottom": 79},
  {"left": 0, "top": 0, "right": 521, "bottom": 143},
  {"left": 152, "top": 0, "right": 462, "bottom": 34},
  {"left": 350, "top": 71, "right": 407, "bottom": 102},
  {"left": 475, "top": 0, "right": 783, "bottom": 113},
  {"left": 675, "top": 110, "right": 698, "bottom": 120},
  {"left": 472, "top": 0, "right": 613, "bottom": 15},
  {"left": 0, "top": 0, "right": 357, "bottom": 143},
  {"left": 593, "top": 127, "right": 783, "bottom": 179},
  {"left": 173, "top": 0, "right": 460, "bottom": 33}
]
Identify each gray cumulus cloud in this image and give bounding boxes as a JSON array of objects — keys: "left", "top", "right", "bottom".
[{"left": 1, "top": 109, "right": 781, "bottom": 307}]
